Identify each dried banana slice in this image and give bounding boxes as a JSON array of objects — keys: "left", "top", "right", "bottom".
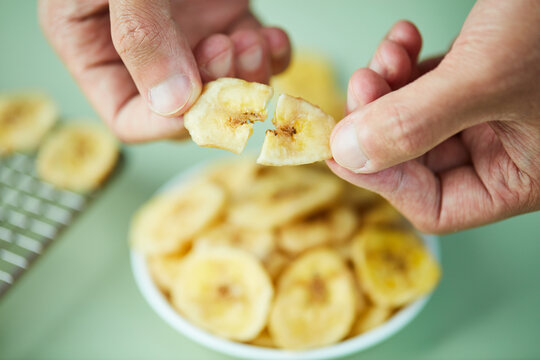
[
  {"left": 349, "top": 305, "right": 393, "bottom": 337},
  {"left": 194, "top": 222, "right": 275, "bottom": 261},
  {"left": 277, "top": 206, "right": 357, "bottom": 255},
  {"left": 247, "top": 329, "right": 276, "bottom": 348},
  {"left": 171, "top": 247, "right": 273, "bottom": 341},
  {"left": 229, "top": 167, "right": 342, "bottom": 229},
  {"left": 130, "top": 181, "right": 225, "bottom": 255},
  {"left": 36, "top": 122, "right": 118, "bottom": 192},
  {"left": 147, "top": 252, "right": 185, "bottom": 293},
  {"left": 269, "top": 248, "right": 357, "bottom": 350},
  {"left": 257, "top": 94, "right": 336, "bottom": 166},
  {"left": 184, "top": 78, "right": 273, "bottom": 154},
  {"left": 0, "top": 92, "right": 58, "bottom": 156},
  {"left": 351, "top": 227, "right": 441, "bottom": 306}
]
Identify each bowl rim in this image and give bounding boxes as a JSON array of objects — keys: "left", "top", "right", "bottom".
[{"left": 130, "top": 163, "right": 441, "bottom": 360}]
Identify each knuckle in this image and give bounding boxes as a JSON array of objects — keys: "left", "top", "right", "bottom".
[
  {"left": 385, "top": 104, "right": 420, "bottom": 156},
  {"left": 112, "top": 15, "right": 162, "bottom": 60}
]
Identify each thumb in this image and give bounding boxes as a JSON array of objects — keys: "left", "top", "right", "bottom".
[
  {"left": 330, "top": 65, "right": 491, "bottom": 173},
  {"left": 110, "top": 0, "right": 201, "bottom": 117}
]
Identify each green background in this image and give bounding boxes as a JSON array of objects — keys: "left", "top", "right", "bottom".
[{"left": 1, "top": 1, "right": 539, "bottom": 359}]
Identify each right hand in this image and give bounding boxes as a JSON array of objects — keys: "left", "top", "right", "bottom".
[{"left": 39, "top": 0, "right": 290, "bottom": 142}]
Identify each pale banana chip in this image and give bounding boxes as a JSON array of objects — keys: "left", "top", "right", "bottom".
[
  {"left": 364, "top": 201, "right": 407, "bottom": 227},
  {"left": 351, "top": 227, "right": 441, "bottom": 306},
  {"left": 171, "top": 247, "right": 273, "bottom": 341},
  {"left": 269, "top": 248, "right": 357, "bottom": 350},
  {"left": 184, "top": 78, "right": 273, "bottom": 154},
  {"left": 0, "top": 92, "right": 57, "bottom": 155},
  {"left": 229, "top": 167, "right": 342, "bottom": 229},
  {"left": 277, "top": 206, "right": 358, "bottom": 255},
  {"left": 247, "top": 329, "right": 276, "bottom": 348},
  {"left": 194, "top": 222, "right": 275, "bottom": 261},
  {"left": 147, "top": 252, "right": 185, "bottom": 293},
  {"left": 349, "top": 305, "right": 393, "bottom": 337},
  {"left": 257, "top": 94, "right": 336, "bottom": 166},
  {"left": 36, "top": 122, "right": 118, "bottom": 192},
  {"left": 130, "top": 181, "right": 225, "bottom": 255}
]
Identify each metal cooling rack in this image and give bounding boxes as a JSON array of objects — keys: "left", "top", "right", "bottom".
[{"left": 0, "top": 152, "right": 114, "bottom": 297}]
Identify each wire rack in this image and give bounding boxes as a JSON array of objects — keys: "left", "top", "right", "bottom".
[{"left": 0, "top": 152, "right": 105, "bottom": 297}]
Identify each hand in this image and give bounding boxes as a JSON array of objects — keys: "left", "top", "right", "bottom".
[
  {"left": 39, "top": 0, "right": 290, "bottom": 142},
  {"left": 329, "top": 0, "right": 540, "bottom": 233}
]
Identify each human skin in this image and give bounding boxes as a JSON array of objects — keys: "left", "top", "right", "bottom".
[
  {"left": 329, "top": 0, "right": 540, "bottom": 233},
  {"left": 38, "top": 0, "right": 291, "bottom": 142}
]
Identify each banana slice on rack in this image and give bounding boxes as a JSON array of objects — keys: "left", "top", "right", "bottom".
[
  {"left": 351, "top": 227, "right": 441, "bottom": 307},
  {"left": 0, "top": 93, "right": 57, "bottom": 155},
  {"left": 194, "top": 222, "right": 275, "bottom": 261},
  {"left": 147, "top": 252, "right": 185, "bottom": 293},
  {"left": 229, "top": 167, "right": 342, "bottom": 229},
  {"left": 171, "top": 247, "right": 273, "bottom": 341},
  {"left": 349, "top": 304, "right": 393, "bottom": 337},
  {"left": 184, "top": 78, "right": 273, "bottom": 154},
  {"left": 257, "top": 94, "right": 336, "bottom": 166},
  {"left": 269, "top": 248, "right": 357, "bottom": 350},
  {"left": 36, "top": 122, "right": 118, "bottom": 192},
  {"left": 130, "top": 181, "right": 225, "bottom": 255},
  {"left": 277, "top": 205, "right": 358, "bottom": 255}
]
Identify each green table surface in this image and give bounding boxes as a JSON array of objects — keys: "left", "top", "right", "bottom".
[{"left": 1, "top": 1, "right": 539, "bottom": 359}]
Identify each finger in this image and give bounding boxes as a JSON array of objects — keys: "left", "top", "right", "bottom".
[
  {"left": 194, "top": 34, "right": 235, "bottom": 82},
  {"left": 327, "top": 159, "right": 496, "bottom": 234},
  {"left": 346, "top": 68, "right": 392, "bottom": 113},
  {"left": 42, "top": 1, "right": 187, "bottom": 142},
  {"left": 230, "top": 29, "right": 272, "bottom": 83},
  {"left": 260, "top": 27, "right": 292, "bottom": 75},
  {"left": 413, "top": 55, "right": 445, "bottom": 80},
  {"left": 418, "top": 135, "right": 471, "bottom": 173},
  {"left": 369, "top": 20, "right": 422, "bottom": 89},
  {"left": 109, "top": 0, "right": 202, "bottom": 117},
  {"left": 330, "top": 66, "right": 493, "bottom": 174}
]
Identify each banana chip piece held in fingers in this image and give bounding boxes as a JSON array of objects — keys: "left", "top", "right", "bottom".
[
  {"left": 184, "top": 78, "right": 273, "bottom": 154},
  {"left": 257, "top": 94, "right": 336, "bottom": 166}
]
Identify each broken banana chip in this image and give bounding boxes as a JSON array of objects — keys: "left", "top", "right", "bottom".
[
  {"left": 36, "top": 122, "right": 118, "bottom": 192},
  {"left": 130, "top": 181, "right": 225, "bottom": 255},
  {"left": 351, "top": 227, "right": 441, "bottom": 307},
  {"left": 0, "top": 92, "right": 57, "bottom": 155},
  {"left": 184, "top": 78, "right": 273, "bottom": 154},
  {"left": 171, "top": 247, "right": 273, "bottom": 341},
  {"left": 257, "top": 94, "right": 336, "bottom": 166}
]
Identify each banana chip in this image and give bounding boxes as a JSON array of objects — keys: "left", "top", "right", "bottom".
[
  {"left": 351, "top": 227, "right": 441, "bottom": 306},
  {"left": 257, "top": 94, "right": 336, "bottom": 166},
  {"left": 131, "top": 181, "right": 225, "bottom": 255},
  {"left": 171, "top": 247, "right": 273, "bottom": 341},
  {"left": 36, "top": 122, "right": 118, "bottom": 192},
  {"left": 184, "top": 78, "right": 273, "bottom": 154},
  {"left": 0, "top": 93, "right": 57, "bottom": 155},
  {"left": 269, "top": 248, "right": 357, "bottom": 350}
]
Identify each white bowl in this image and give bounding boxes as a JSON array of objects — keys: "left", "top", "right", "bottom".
[{"left": 130, "top": 167, "right": 441, "bottom": 360}]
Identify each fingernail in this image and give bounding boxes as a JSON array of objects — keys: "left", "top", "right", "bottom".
[
  {"left": 204, "top": 52, "right": 232, "bottom": 78},
  {"left": 331, "top": 120, "right": 368, "bottom": 172},
  {"left": 238, "top": 46, "right": 263, "bottom": 72},
  {"left": 148, "top": 74, "right": 192, "bottom": 116}
]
